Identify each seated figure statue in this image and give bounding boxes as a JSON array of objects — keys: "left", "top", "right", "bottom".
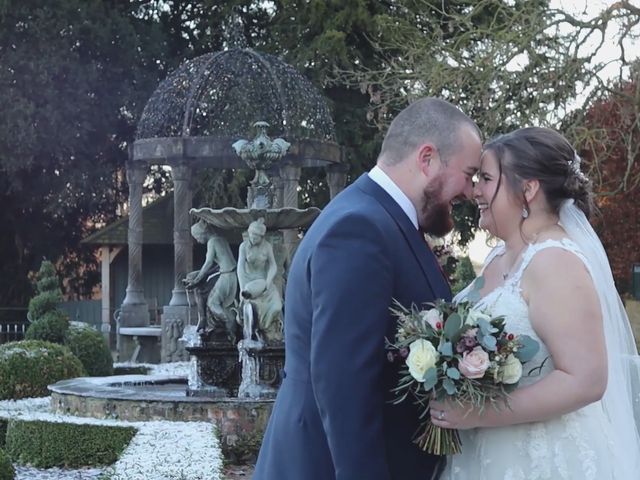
[
  {"left": 184, "top": 220, "right": 239, "bottom": 343},
  {"left": 237, "top": 218, "right": 283, "bottom": 344}
]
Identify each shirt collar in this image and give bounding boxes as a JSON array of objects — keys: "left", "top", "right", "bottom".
[{"left": 368, "top": 165, "right": 419, "bottom": 230}]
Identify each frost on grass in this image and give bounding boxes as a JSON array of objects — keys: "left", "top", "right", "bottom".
[{"left": 0, "top": 396, "right": 223, "bottom": 480}]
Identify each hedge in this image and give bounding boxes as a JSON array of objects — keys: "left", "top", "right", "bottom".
[
  {"left": 0, "top": 419, "right": 6, "bottom": 448},
  {"left": 25, "top": 310, "right": 70, "bottom": 344},
  {"left": 65, "top": 325, "right": 113, "bottom": 377},
  {"left": 0, "top": 448, "right": 13, "bottom": 480},
  {"left": 5, "top": 419, "right": 136, "bottom": 468},
  {"left": 0, "top": 340, "right": 85, "bottom": 400}
]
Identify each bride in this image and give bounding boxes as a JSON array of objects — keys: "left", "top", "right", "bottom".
[{"left": 430, "top": 127, "right": 640, "bottom": 479}]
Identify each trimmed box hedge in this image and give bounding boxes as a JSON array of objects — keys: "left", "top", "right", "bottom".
[
  {"left": 0, "top": 340, "right": 85, "bottom": 400},
  {"left": 65, "top": 325, "right": 113, "bottom": 377},
  {"left": 0, "top": 448, "right": 14, "bottom": 480},
  {"left": 0, "top": 419, "right": 6, "bottom": 448},
  {"left": 5, "top": 419, "right": 136, "bottom": 468}
]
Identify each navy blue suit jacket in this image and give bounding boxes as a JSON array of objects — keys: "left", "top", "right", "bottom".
[{"left": 254, "top": 174, "right": 452, "bottom": 480}]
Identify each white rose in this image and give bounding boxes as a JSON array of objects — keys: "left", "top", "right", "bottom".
[
  {"left": 406, "top": 339, "right": 439, "bottom": 382},
  {"left": 465, "top": 309, "right": 492, "bottom": 326},
  {"left": 496, "top": 354, "right": 523, "bottom": 384},
  {"left": 420, "top": 309, "right": 443, "bottom": 330}
]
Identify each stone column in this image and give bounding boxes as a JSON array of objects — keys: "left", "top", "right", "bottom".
[
  {"left": 271, "top": 172, "right": 284, "bottom": 209},
  {"left": 100, "top": 246, "right": 111, "bottom": 342},
  {"left": 161, "top": 162, "right": 194, "bottom": 363},
  {"left": 120, "top": 163, "right": 149, "bottom": 328},
  {"left": 279, "top": 163, "right": 302, "bottom": 261},
  {"left": 326, "top": 163, "right": 348, "bottom": 199},
  {"left": 280, "top": 163, "right": 301, "bottom": 209},
  {"left": 169, "top": 162, "right": 193, "bottom": 306}
]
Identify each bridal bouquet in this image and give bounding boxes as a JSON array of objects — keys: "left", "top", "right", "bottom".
[{"left": 387, "top": 290, "right": 540, "bottom": 455}]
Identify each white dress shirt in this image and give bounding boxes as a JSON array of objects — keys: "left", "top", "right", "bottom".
[{"left": 368, "top": 165, "right": 419, "bottom": 230}]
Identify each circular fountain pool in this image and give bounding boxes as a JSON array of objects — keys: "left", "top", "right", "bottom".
[{"left": 48, "top": 375, "right": 273, "bottom": 448}]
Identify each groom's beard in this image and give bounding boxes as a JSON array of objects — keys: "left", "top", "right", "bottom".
[{"left": 419, "top": 178, "right": 454, "bottom": 238}]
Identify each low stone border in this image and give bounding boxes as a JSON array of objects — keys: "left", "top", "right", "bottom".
[{"left": 48, "top": 374, "right": 272, "bottom": 459}]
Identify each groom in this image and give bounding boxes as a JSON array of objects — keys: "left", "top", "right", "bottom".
[{"left": 254, "top": 97, "right": 482, "bottom": 480}]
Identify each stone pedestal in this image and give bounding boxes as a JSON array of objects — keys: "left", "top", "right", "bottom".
[
  {"left": 186, "top": 343, "right": 241, "bottom": 396},
  {"left": 186, "top": 342, "right": 284, "bottom": 397},
  {"left": 161, "top": 305, "right": 196, "bottom": 362}
]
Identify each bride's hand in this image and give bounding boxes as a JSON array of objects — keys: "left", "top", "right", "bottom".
[{"left": 429, "top": 399, "right": 482, "bottom": 430}]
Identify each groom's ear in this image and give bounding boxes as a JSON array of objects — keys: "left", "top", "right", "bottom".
[
  {"left": 416, "top": 143, "right": 437, "bottom": 176},
  {"left": 522, "top": 179, "right": 540, "bottom": 203}
]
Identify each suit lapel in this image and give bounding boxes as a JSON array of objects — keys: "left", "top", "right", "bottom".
[{"left": 354, "top": 174, "right": 451, "bottom": 300}]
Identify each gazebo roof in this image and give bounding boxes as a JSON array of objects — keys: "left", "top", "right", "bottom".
[{"left": 132, "top": 48, "right": 343, "bottom": 169}]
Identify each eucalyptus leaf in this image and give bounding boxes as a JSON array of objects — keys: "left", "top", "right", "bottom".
[
  {"left": 446, "top": 367, "right": 461, "bottom": 380},
  {"left": 477, "top": 317, "right": 498, "bottom": 336},
  {"left": 439, "top": 341, "right": 453, "bottom": 357},
  {"left": 422, "top": 367, "right": 438, "bottom": 390},
  {"left": 480, "top": 334, "right": 497, "bottom": 351},
  {"left": 443, "top": 378, "right": 457, "bottom": 395},
  {"left": 515, "top": 335, "right": 540, "bottom": 363},
  {"left": 444, "top": 313, "right": 462, "bottom": 340}
]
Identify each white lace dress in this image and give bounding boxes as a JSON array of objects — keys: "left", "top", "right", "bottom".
[{"left": 442, "top": 239, "right": 618, "bottom": 480}]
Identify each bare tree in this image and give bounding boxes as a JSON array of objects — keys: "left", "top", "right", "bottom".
[{"left": 336, "top": 0, "right": 640, "bottom": 194}]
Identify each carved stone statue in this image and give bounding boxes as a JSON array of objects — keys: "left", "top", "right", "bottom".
[
  {"left": 184, "top": 220, "right": 239, "bottom": 343},
  {"left": 237, "top": 218, "right": 283, "bottom": 343}
]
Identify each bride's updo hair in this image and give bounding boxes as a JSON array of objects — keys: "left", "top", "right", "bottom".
[{"left": 483, "top": 127, "right": 594, "bottom": 219}]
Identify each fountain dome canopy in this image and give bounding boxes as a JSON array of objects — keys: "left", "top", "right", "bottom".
[{"left": 133, "top": 48, "right": 342, "bottom": 169}]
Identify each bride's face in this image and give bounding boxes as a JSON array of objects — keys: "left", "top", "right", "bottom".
[{"left": 474, "top": 150, "right": 520, "bottom": 238}]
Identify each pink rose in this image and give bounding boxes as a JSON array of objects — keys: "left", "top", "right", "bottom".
[{"left": 458, "top": 346, "right": 490, "bottom": 379}]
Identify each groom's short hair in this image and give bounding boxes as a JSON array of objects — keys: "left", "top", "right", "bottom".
[{"left": 378, "top": 97, "right": 480, "bottom": 166}]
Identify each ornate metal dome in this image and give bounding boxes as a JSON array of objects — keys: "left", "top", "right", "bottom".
[{"left": 133, "top": 48, "right": 341, "bottom": 168}]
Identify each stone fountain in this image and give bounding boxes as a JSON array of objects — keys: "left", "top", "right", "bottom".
[
  {"left": 49, "top": 43, "right": 347, "bottom": 457},
  {"left": 183, "top": 121, "right": 320, "bottom": 399}
]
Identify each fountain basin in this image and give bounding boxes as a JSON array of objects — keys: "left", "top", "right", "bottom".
[
  {"left": 190, "top": 206, "right": 320, "bottom": 231},
  {"left": 48, "top": 375, "right": 274, "bottom": 452},
  {"left": 186, "top": 343, "right": 284, "bottom": 397}
]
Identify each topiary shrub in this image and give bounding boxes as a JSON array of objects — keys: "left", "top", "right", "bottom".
[
  {"left": 0, "top": 448, "right": 14, "bottom": 480},
  {"left": 5, "top": 419, "right": 136, "bottom": 468},
  {"left": 0, "top": 340, "right": 85, "bottom": 400},
  {"left": 65, "top": 325, "right": 113, "bottom": 377},
  {"left": 25, "top": 260, "right": 69, "bottom": 344},
  {"left": 452, "top": 256, "right": 477, "bottom": 295},
  {"left": 0, "top": 420, "right": 7, "bottom": 448},
  {"left": 25, "top": 310, "right": 70, "bottom": 344}
]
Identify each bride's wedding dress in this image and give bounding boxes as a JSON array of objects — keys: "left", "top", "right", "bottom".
[{"left": 443, "top": 236, "right": 636, "bottom": 479}]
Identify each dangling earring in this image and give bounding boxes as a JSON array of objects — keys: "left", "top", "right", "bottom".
[{"left": 522, "top": 207, "right": 529, "bottom": 219}]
